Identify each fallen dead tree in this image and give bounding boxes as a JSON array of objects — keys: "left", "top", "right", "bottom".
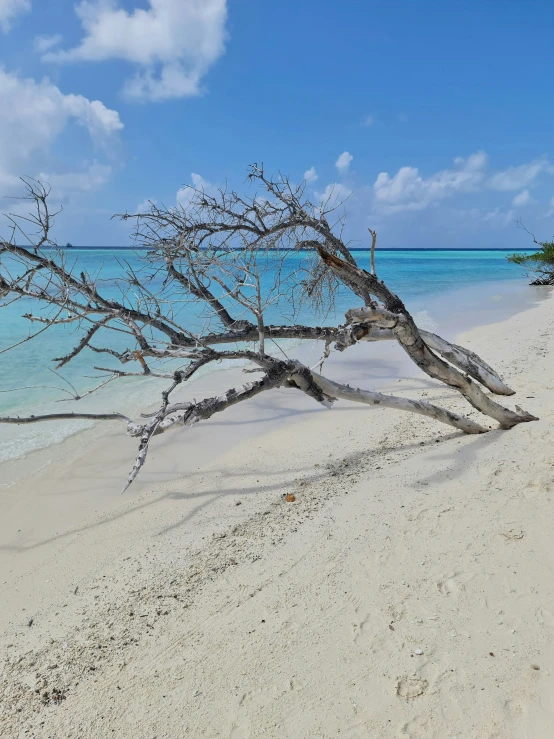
[{"left": 0, "top": 168, "right": 537, "bottom": 489}]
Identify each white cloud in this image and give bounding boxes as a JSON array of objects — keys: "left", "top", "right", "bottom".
[
  {"left": 176, "top": 172, "right": 215, "bottom": 207},
  {"left": 482, "top": 207, "right": 514, "bottom": 228},
  {"left": 487, "top": 159, "right": 553, "bottom": 191},
  {"left": 363, "top": 115, "right": 373, "bottom": 126},
  {"left": 45, "top": 0, "right": 228, "bottom": 102},
  {"left": 33, "top": 34, "right": 62, "bottom": 53},
  {"left": 512, "top": 189, "right": 532, "bottom": 208},
  {"left": 443, "top": 205, "right": 515, "bottom": 231},
  {"left": 36, "top": 162, "right": 112, "bottom": 198},
  {"left": 335, "top": 151, "right": 353, "bottom": 173},
  {"left": 190, "top": 172, "right": 211, "bottom": 190},
  {"left": 0, "top": 68, "right": 122, "bottom": 194},
  {"left": 0, "top": 0, "right": 30, "bottom": 32},
  {"left": 304, "top": 166, "right": 318, "bottom": 182},
  {"left": 176, "top": 189, "right": 190, "bottom": 208},
  {"left": 135, "top": 198, "right": 156, "bottom": 213},
  {"left": 373, "top": 151, "right": 487, "bottom": 212},
  {"left": 315, "top": 182, "right": 353, "bottom": 209}
]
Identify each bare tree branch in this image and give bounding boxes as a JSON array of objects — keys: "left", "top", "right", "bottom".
[
  {"left": 0, "top": 412, "right": 131, "bottom": 424},
  {"left": 368, "top": 228, "right": 377, "bottom": 276},
  {"left": 0, "top": 166, "right": 537, "bottom": 489}
]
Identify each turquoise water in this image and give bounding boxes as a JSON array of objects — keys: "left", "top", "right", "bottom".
[{"left": 0, "top": 248, "right": 532, "bottom": 461}]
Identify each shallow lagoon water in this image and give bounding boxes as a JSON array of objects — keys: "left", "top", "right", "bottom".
[{"left": 0, "top": 248, "right": 535, "bottom": 462}]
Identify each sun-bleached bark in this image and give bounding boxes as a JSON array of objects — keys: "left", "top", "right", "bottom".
[
  {"left": 0, "top": 411, "right": 131, "bottom": 424},
  {"left": 317, "top": 249, "right": 535, "bottom": 430},
  {"left": 309, "top": 372, "right": 487, "bottom": 434},
  {"left": 0, "top": 171, "right": 537, "bottom": 489},
  {"left": 419, "top": 331, "right": 514, "bottom": 396}
]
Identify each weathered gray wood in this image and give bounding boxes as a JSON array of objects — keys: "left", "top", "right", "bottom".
[
  {"left": 317, "top": 248, "right": 535, "bottom": 429},
  {"left": 0, "top": 412, "right": 130, "bottom": 424},
  {"left": 0, "top": 172, "right": 538, "bottom": 489},
  {"left": 309, "top": 372, "right": 487, "bottom": 434}
]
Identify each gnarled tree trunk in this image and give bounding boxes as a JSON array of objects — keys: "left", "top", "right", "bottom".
[{"left": 0, "top": 170, "right": 537, "bottom": 490}]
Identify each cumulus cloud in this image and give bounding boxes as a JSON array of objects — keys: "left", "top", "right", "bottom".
[
  {"left": 190, "top": 173, "right": 211, "bottom": 190},
  {"left": 335, "top": 151, "right": 353, "bottom": 173},
  {"left": 44, "top": 0, "right": 228, "bottom": 102},
  {"left": 36, "top": 163, "right": 113, "bottom": 199},
  {"left": 33, "top": 34, "right": 62, "bottom": 53},
  {"left": 487, "top": 159, "right": 553, "bottom": 192},
  {"left": 373, "top": 151, "right": 487, "bottom": 212},
  {"left": 511, "top": 189, "right": 532, "bottom": 208},
  {"left": 0, "top": 0, "right": 30, "bottom": 32},
  {"left": 0, "top": 68, "right": 122, "bottom": 194},
  {"left": 301, "top": 152, "right": 554, "bottom": 244},
  {"left": 176, "top": 172, "right": 215, "bottom": 208},
  {"left": 372, "top": 151, "right": 554, "bottom": 215},
  {"left": 315, "top": 182, "right": 353, "bottom": 209},
  {"left": 135, "top": 198, "right": 157, "bottom": 213},
  {"left": 303, "top": 166, "right": 318, "bottom": 182},
  {"left": 482, "top": 207, "right": 515, "bottom": 228}
]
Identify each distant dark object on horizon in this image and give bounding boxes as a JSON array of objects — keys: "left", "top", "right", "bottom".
[{"left": 65, "top": 242, "right": 73, "bottom": 248}]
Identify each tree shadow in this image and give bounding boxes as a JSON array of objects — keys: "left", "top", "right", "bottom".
[
  {"left": 155, "top": 432, "right": 466, "bottom": 536},
  {"left": 408, "top": 427, "right": 510, "bottom": 489},
  {"left": 1, "top": 428, "right": 464, "bottom": 554}
]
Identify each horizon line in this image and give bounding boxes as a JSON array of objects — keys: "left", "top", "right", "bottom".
[{"left": 36, "top": 246, "right": 534, "bottom": 252}]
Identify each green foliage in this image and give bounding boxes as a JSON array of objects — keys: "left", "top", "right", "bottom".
[
  {"left": 507, "top": 239, "right": 554, "bottom": 270},
  {"left": 506, "top": 252, "right": 529, "bottom": 265}
]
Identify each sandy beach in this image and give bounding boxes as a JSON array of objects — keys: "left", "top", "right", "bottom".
[{"left": 1, "top": 286, "right": 554, "bottom": 738}]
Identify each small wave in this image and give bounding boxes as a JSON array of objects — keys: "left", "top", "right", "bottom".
[
  {"left": 0, "top": 419, "right": 93, "bottom": 463},
  {"left": 0, "top": 338, "right": 307, "bottom": 464}
]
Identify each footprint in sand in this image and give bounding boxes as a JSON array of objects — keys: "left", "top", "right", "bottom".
[
  {"left": 504, "top": 698, "right": 526, "bottom": 720},
  {"left": 229, "top": 719, "right": 251, "bottom": 738},
  {"left": 238, "top": 676, "right": 301, "bottom": 709},
  {"left": 400, "top": 714, "right": 433, "bottom": 737},
  {"left": 396, "top": 675, "right": 428, "bottom": 700},
  {"left": 437, "top": 569, "right": 472, "bottom": 596},
  {"left": 229, "top": 679, "right": 303, "bottom": 737},
  {"left": 536, "top": 607, "right": 554, "bottom": 629},
  {"left": 353, "top": 613, "right": 379, "bottom": 647}
]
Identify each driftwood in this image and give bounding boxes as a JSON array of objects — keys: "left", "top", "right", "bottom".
[
  {"left": 0, "top": 169, "right": 537, "bottom": 489},
  {"left": 530, "top": 274, "right": 554, "bottom": 286}
]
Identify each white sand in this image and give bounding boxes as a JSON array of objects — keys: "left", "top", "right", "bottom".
[{"left": 1, "top": 288, "right": 554, "bottom": 738}]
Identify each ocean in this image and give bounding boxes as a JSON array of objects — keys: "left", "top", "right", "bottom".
[{"left": 0, "top": 248, "right": 534, "bottom": 463}]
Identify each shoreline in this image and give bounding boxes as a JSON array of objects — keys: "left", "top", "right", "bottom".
[
  {"left": 1, "top": 283, "right": 553, "bottom": 737},
  {"left": 0, "top": 245, "right": 535, "bottom": 463},
  {"left": 0, "top": 278, "right": 545, "bottom": 577},
  {"left": 22, "top": 246, "right": 538, "bottom": 251},
  {"left": 0, "top": 274, "right": 541, "bottom": 469},
  {"left": 0, "top": 280, "right": 547, "bottom": 627}
]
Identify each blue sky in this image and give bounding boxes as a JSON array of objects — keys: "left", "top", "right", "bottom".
[{"left": 1, "top": 0, "right": 554, "bottom": 247}]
